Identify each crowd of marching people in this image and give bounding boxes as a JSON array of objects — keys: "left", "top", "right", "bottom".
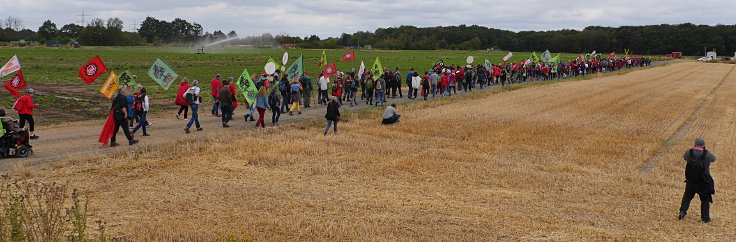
[{"left": 101, "top": 56, "right": 652, "bottom": 145}]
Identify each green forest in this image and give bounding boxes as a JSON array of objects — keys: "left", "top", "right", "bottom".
[{"left": 1, "top": 14, "right": 733, "bottom": 56}]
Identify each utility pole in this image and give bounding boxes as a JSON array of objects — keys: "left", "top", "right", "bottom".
[
  {"left": 129, "top": 21, "right": 138, "bottom": 33},
  {"left": 75, "top": 9, "right": 90, "bottom": 26}
]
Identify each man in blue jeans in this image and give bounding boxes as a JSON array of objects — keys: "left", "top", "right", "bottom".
[
  {"left": 219, "top": 79, "right": 234, "bottom": 127},
  {"left": 430, "top": 71, "right": 439, "bottom": 98},
  {"left": 184, "top": 80, "right": 204, "bottom": 133}
]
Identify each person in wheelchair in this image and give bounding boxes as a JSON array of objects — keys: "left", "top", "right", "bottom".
[{"left": 0, "top": 109, "right": 24, "bottom": 134}]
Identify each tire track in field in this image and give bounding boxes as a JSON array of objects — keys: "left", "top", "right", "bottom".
[
  {"left": 638, "top": 64, "right": 736, "bottom": 172},
  {"left": 531, "top": 65, "right": 694, "bottom": 117}
]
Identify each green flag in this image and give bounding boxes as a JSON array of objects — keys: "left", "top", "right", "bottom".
[
  {"left": 318, "top": 50, "right": 327, "bottom": 67},
  {"left": 541, "top": 50, "right": 552, "bottom": 63},
  {"left": 235, "top": 68, "right": 258, "bottom": 106},
  {"left": 370, "top": 57, "right": 383, "bottom": 76},
  {"left": 549, "top": 53, "right": 561, "bottom": 63},
  {"left": 484, "top": 59, "right": 492, "bottom": 69},
  {"left": 285, "top": 55, "right": 304, "bottom": 81},
  {"left": 0, "top": 120, "right": 4, "bottom": 137},
  {"left": 267, "top": 57, "right": 281, "bottom": 71},
  {"left": 117, "top": 70, "right": 138, "bottom": 88},
  {"left": 147, "top": 58, "right": 179, "bottom": 90},
  {"left": 531, "top": 52, "right": 540, "bottom": 63}
]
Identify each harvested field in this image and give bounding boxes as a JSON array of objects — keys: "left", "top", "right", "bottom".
[{"left": 24, "top": 62, "right": 736, "bottom": 240}]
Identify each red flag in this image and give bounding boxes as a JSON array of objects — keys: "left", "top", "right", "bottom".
[
  {"left": 322, "top": 63, "right": 337, "bottom": 78},
  {"left": 342, "top": 51, "right": 356, "bottom": 62},
  {"left": 78, "top": 55, "right": 108, "bottom": 85},
  {"left": 98, "top": 110, "right": 116, "bottom": 146},
  {"left": 4, "top": 70, "right": 26, "bottom": 98},
  {"left": 608, "top": 51, "right": 616, "bottom": 58}
]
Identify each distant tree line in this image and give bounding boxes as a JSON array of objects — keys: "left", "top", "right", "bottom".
[
  {"left": 0, "top": 16, "right": 239, "bottom": 47},
  {"left": 2, "top": 15, "right": 734, "bottom": 55},
  {"left": 319, "top": 24, "right": 735, "bottom": 55}
]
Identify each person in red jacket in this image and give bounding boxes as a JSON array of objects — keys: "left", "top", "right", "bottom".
[
  {"left": 175, "top": 78, "right": 190, "bottom": 120},
  {"left": 440, "top": 71, "right": 449, "bottom": 97},
  {"left": 210, "top": 74, "right": 222, "bottom": 117},
  {"left": 14, "top": 88, "right": 38, "bottom": 139}
]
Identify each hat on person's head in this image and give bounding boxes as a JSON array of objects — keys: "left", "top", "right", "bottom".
[
  {"left": 304, "top": 72, "right": 308, "bottom": 75},
  {"left": 262, "top": 73, "right": 267, "bottom": 77},
  {"left": 695, "top": 138, "right": 706, "bottom": 147}
]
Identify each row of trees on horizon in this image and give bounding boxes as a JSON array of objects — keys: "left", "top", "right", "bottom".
[{"left": 0, "top": 15, "right": 733, "bottom": 56}]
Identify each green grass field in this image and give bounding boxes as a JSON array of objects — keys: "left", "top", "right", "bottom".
[
  {"left": 0, "top": 46, "right": 580, "bottom": 86},
  {"left": 0, "top": 46, "right": 584, "bottom": 122}
]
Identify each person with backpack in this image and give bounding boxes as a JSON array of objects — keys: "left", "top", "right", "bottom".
[
  {"left": 421, "top": 72, "right": 430, "bottom": 100},
  {"left": 463, "top": 67, "right": 474, "bottom": 92},
  {"left": 289, "top": 79, "right": 303, "bottom": 115},
  {"left": 375, "top": 74, "right": 386, "bottom": 107},
  {"left": 393, "top": 68, "right": 402, "bottom": 98},
  {"left": 679, "top": 138, "right": 716, "bottom": 223},
  {"left": 219, "top": 79, "right": 234, "bottom": 128},
  {"left": 448, "top": 70, "right": 457, "bottom": 96},
  {"left": 131, "top": 87, "right": 150, "bottom": 137},
  {"left": 175, "top": 78, "right": 190, "bottom": 120},
  {"left": 278, "top": 75, "right": 291, "bottom": 113},
  {"left": 299, "top": 72, "right": 313, "bottom": 108},
  {"left": 364, "top": 74, "right": 375, "bottom": 105},
  {"left": 324, "top": 96, "right": 340, "bottom": 136},
  {"left": 14, "top": 88, "right": 39, "bottom": 139},
  {"left": 345, "top": 76, "right": 358, "bottom": 107},
  {"left": 109, "top": 86, "right": 139, "bottom": 147},
  {"left": 268, "top": 87, "right": 281, "bottom": 126},
  {"left": 183, "top": 80, "right": 203, "bottom": 133},
  {"left": 430, "top": 71, "right": 439, "bottom": 98}
]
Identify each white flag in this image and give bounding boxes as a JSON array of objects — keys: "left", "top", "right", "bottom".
[
  {"left": 0, "top": 55, "right": 21, "bottom": 77},
  {"left": 503, "top": 52, "right": 513, "bottom": 61},
  {"left": 358, "top": 61, "right": 365, "bottom": 78}
]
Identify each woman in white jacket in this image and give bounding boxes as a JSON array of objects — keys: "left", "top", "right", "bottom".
[{"left": 410, "top": 72, "right": 421, "bottom": 100}]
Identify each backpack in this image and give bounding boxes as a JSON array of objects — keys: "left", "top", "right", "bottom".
[
  {"left": 278, "top": 80, "right": 287, "bottom": 92},
  {"left": 268, "top": 91, "right": 278, "bottom": 108},
  {"left": 366, "top": 79, "right": 374, "bottom": 89},
  {"left": 332, "top": 84, "right": 339, "bottom": 92},
  {"left": 685, "top": 149, "right": 708, "bottom": 186},
  {"left": 185, "top": 88, "right": 196, "bottom": 105},
  {"left": 345, "top": 79, "right": 353, "bottom": 88},
  {"left": 291, "top": 84, "right": 301, "bottom": 92},
  {"left": 465, "top": 71, "right": 473, "bottom": 82},
  {"left": 133, "top": 93, "right": 145, "bottom": 114},
  {"left": 376, "top": 79, "right": 383, "bottom": 90}
]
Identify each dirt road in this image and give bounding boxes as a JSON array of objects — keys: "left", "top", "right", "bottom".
[{"left": 1, "top": 78, "right": 491, "bottom": 171}]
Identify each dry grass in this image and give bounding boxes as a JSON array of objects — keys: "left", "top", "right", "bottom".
[{"left": 24, "top": 62, "right": 736, "bottom": 240}]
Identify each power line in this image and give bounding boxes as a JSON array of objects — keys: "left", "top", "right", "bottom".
[{"left": 75, "top": 9, "right": 90, "bottom": 26}]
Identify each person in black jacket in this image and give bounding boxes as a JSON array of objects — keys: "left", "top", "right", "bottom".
[
  {"left": 110, "top": 87, "right": 139, "bottom": 147},
  {"left": 324, "top": 96, "right": 340, "bottom": 136},
  {"left": 679, "top": 138, "right": 716, "bottom": 223}
]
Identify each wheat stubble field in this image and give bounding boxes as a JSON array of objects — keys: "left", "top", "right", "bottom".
[{"left": 28, "top": 62, "right": 735, "bottom": 240}]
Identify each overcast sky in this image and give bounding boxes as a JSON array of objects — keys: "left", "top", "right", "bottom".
[{"left": 3, "top": 0, "right": 735, "bottom": 38}]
